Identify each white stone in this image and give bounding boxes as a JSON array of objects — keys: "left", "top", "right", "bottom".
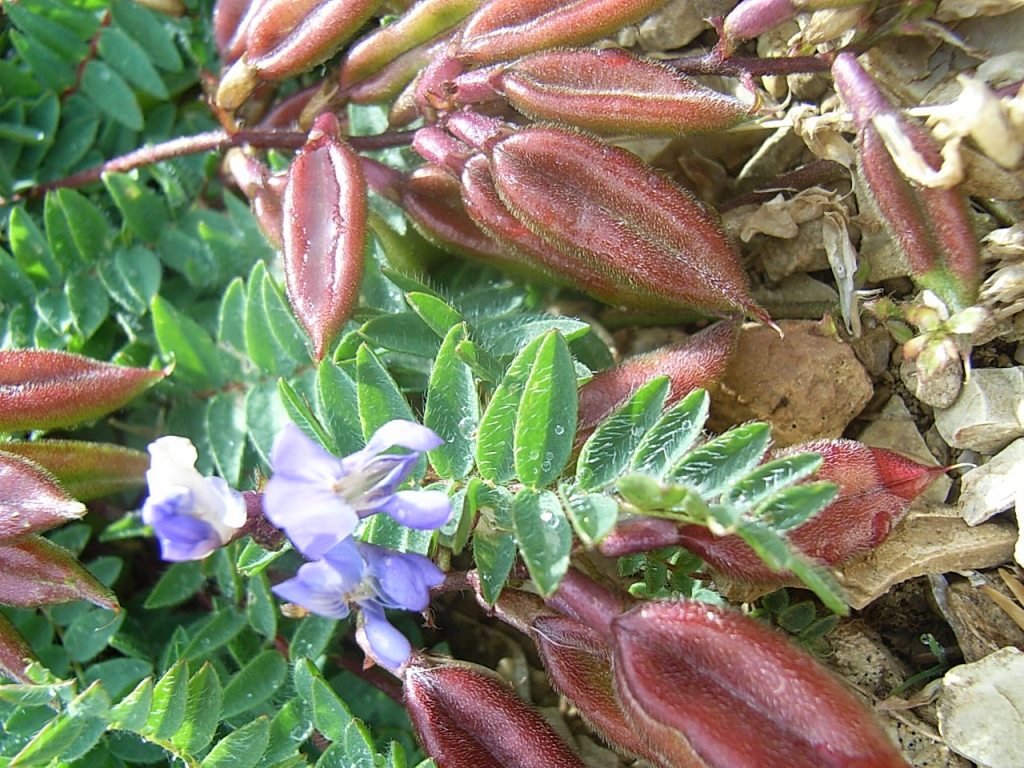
[
  {"left": 937, "top": 647, "right": 1024, "bottom": 768},
  {"left": 934, "top": 367, "right": 1024, "bottom": 454},
  {"left": 958, "top": 438, "right": 1024, "bottom": 525}
]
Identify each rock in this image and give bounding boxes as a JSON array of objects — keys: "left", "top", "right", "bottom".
[
  {"left": 858, "top": 395, "right": 952, "bottom": 504},
  {"left": 707, "top": 320, "right": 873, "bottom": 447},
  {"left": 937, "top": 647, "right": 1024, "bottom": 768},
  {"left": 636, "top": 0, "right": 737, "bottom": 51},
  {"left": 840, "top": 506, "right": 1018, "bottom": 610},
  {"left": 931, "top": 574, "right": 1024, "bottom": 663},
  {"left": 900, "top": 356, "right": 964, "bottom": 410},
  {"left": 958, "top": 438, "right": 1024, "bottom": 525},
  {"left": 934, "top": 367, "right": 1024, "bottom": 454}
]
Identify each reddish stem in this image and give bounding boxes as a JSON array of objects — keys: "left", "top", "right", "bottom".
[
  {"left": 667, "top": 50, "right": 835, "bottom": 78},
  {"left": 13, "top": 128, "right": 416, "bottom": 200}
]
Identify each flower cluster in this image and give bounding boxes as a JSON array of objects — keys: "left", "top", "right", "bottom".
[{"left": 141, "top": 420, "right": 452, "bottom": 671}]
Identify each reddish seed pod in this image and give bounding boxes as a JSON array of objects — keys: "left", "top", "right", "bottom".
[
  {"left": 720, "top": 0, "right": 798, "bottom": 56},
  {"left": 456, "top": 0, "right": 671, "bottom": 65},
  {"left": 613, "top": 601, "right": 909, "bottom": 768},
  {"left": 282, "top": 113, "right": 367, "bottom": 361},
  {"left": 832, "top": 53, "right": 979, "bottom": 312},
  {"left": 0, "top": 451, "right": 86, "bottom": 539},
  {"left": 626, "top": 439, "right": 947, "bottom": 583},
  {"left": 339, "top": 0, "right": 481, "bottom": 89},
  {"left": 483, "top": 126, "right": 769, "bottom": 320},
  {"left": 0, "top": 350, "right": 168, "bottom": 433},
  {"left": 404, "top": 655, "right": 588, "bottom": 768},
  {"left": 1, "top": 441, "right": 147, "bottom": 503},
  {"left": 493, "top": 48, "right": 751, "bottom": 136},
  {"left": 0, "top": 536, "right": 117, "bottom": 611},
  {"left": 576, "top": 320, "right": 739, "bottom": 437}
]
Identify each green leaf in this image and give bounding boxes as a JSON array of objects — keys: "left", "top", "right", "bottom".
[
  {"left": 64, "top": 608, "right": 124, "bottom": 663},
  {"left": 723, "top": 453, "right": 823, "bottom": 513},
  {"left": 668, "top": 422, "right": 772, "bottom": 498},
  {"left": 44, "top": 189, "right": 107, "bottom": 268},
  {"left": 263, "top": 272, "right": 312, "bottom": 364},
  {"left": 361, "top": 513, "right": 434, "bottom": 554},
  {"left": 103, "top": 172, "right": 170, "bottom": 243},
  {"left": 406, "top": 292, "right": 463, "bottom": 337},
  {"left": 475, "top": 315, "right": 590, "bottom": 357},
  {"left": 245, "top": 380, "right": 292, "bottom": 469},
  {"left": 66, "top": 270, "right": 110, "bottom": 340},
  {"left": 236, "top": 539, "right": 286, "bottom": 577},
  {"left": 0, "top": 247, "right": 36, "bottom": 305},
  {"left": 560, "top": 488, "right": 619, "bottom": 547},
  {"left": 10, "top": 205, "right": 60, "bottom": 285},
  {"left": 424, "top": 323, "right": 478, "bottom": 480},
  {"left": 736, "top": 523, "right": 848, "bottom": 615},
  {"left": 356, "top": 344, "right": 417, "bottom": 441},
  {"left": 221, "top": 650, "right": 288, "bottom": 719},
  {"left": 84, "top": 657, "right": 152, "bottom": 700},
  {"left": 218, "top": 277, "right": 248, "bottom": 353},
  {"left": 110, "top": 677, "right": 153, "bottom": 732},
  {"left": 99, "top": 245, "right": 162, "bottom": 314},
  {"left": 246, "top": 573, "right": 277, "bottom": 640},
  {"left": 755, "top": 481, "right": 837, "bottom": 531},
  {"left": 206, "top": 393, "right": 247, "bottom": 487},
  {"left": 10, "top": 31, "right": 76, "bottom": 93},
  {"left": 309, "top": 673, "right": 354, "bottom": 742},
  {"left": 316, "top": 360, "right": 364, "bottom": 456},
  {"left": 10, "top": 682, "right": 108, "bottom": 766},
  {"left": 470, "top": 482, "right": 515, "bottom": 605},
  {"left": 511, "top": 488, "right": 571, "bottom": 597},
  {"left": 577, "top": 377, "right": 669, "bottom": 491},
  {"left": 358, "top": 313, "right": 440, "bottom": 357},
  {"left": 152, "top": 295, "right": 226, "bottom": 388},
  {"left": 264, "top": 698, "right": 311, "bottom": 764},
  {"left": 6, "top": 3, "right": 89, "bottom": 61},
  {"left": 200, "top": 716, "right": 270, "bottom": 768},
  {"left": 629, "top": 389, "right": 710, "bottom": 479},
  {"left": 475, "top": 333, "right": 545, "bottom": 484},
  {"left": 454, "top": 338, "right": 503, "bottom": 384},
  {"left": 110, "top": 0, "right": 183, "bottom": 72},
  {"left": 81, "top": 60, "right": 143, "bottom": 131},
  {"left": 289, "top": 615, "right": 337, "bottom": 661},
  {"left": 44, "top": 97, "right": 99, "bottom": 174},
  {"left": 172, "top": 662, "right": 224, "bottom": 754},
  {"left": 279, "top": 376, "right": 334, "bottom": 449},
  {"left": 144, "top": 560, "right": 205, "bottom": 609},
  {"left": 181, "top": 609, "right": 248, "bottom": 663},
  {"left": 143, "top": 660, "right": 189, "bottom": 740},
  {"left": 513, "top": 331, "right": 577, "bottom": 489},
  {"left": 97, "top": 26, "right": 168, "bottom": 98},
  {"left": 245, "top": 262, "right": 303, "bottom": 375}
]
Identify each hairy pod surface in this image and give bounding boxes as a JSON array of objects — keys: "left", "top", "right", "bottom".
[
  {"left": 484, "top": 127, "right": 768, "bottom": 320},
  {"left": 832, "top": 53, "right": 979, "bottom": 312},
  {"left": 0, "top": 350, "right": 168, "bottom": 433},
  {"left": 0, "top": 451, "right": 87, "bottom": 539},
  {"left": 612, "top": 601, "right": 909, "bottom": 768},
  {"left": 456, "top": 0, "right": 671, "bottom": 64},
  {"left": 340, "top": 0, "right": 481, "bottom": 89},
  {"left": 531, "top": 615, "right": 679, "bottom": 768},
  {"left": 0, "top": 441, "right": 148, "bottom": 502},
  {"left": 494, "top": 48, "right": 750, "bottom": 136},
  {"left": 282, "top": 114, "right": 367, "bottom": 361},
  {"left": 0, "top": 536, "right": 118, "bottom": 611},
  {"left": 576, "top": 320, "right": 739, "bottom": 436},
  {"left": 404, "top": 656, "right": 587, "bottom": 768}
]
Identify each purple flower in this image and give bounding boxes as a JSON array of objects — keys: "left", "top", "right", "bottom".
[
  {"left": 142, "top": 437, "right": 246, "bottom": 561},
  {"left": 273, "top": 538, "right": 444, "bottom": 670},
  {"left": 264, "top": 421, "right": 453, "bottom": 559}
]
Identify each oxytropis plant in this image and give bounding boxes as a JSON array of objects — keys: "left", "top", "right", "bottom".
[{"left": 0, "top": 0, "right": 995, "bottom": 766}]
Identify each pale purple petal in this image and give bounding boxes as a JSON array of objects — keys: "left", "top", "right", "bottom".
[
  {"left": 361, "top": 544, "right": 444, "bottom": 612},
  {"left": 320, "top": 538, "right": 366, "bottom": 586},
  {"left": 270, "top": 423, "right": 344, "bottom": 484},
  {"left": 264, "top": 475, "right": 357, "bottom": 559},
  {"left": 357, "top": 601, "right": 412, "bottom": 671},
  {"left": 272, "top": 559, "right": 353, "bottom": 619},
  {"left": 379, "top": 490, "right": 453, "bottom": 530},
  {"left": 143, "top": 488, "right": 223, "bottom": 561},
  {"left": 362, "top": 420, "right": 444, "bottom": 455}
]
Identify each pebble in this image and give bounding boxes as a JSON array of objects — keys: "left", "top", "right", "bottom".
[
  {"left": 937, "top": 647, "right": 1024, "bottom": 768},
  {"left": 934, "top": 367, "right": 1024, "bottom": 454}
]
